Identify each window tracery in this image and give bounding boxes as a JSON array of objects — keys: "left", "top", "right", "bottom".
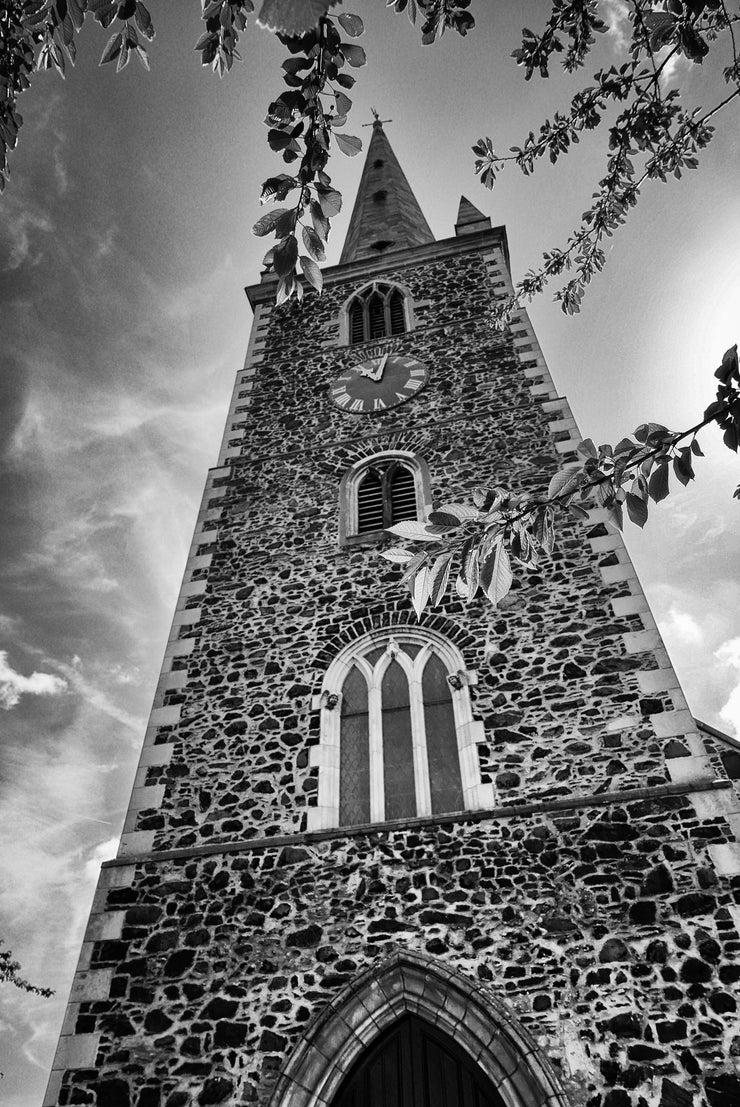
[
  {"left": 307, "top": 627, "right": 489, "bottom": 831},
  {"left": 346, "top": 282, "right": 407, "bottom": 344}
]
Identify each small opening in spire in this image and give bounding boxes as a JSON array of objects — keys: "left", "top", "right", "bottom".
[
  {"left": 373, "top": 159, "right": 384, "bottom": 169},
  {"left": 371, "top": 240, "right": 394, "bottom": 252},
  {"left": 372, "top": 190, "right": 388, "bottom": 203}
]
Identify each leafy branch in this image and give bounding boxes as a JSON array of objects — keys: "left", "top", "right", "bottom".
[
  {"left": 0, "top": 940, "right": 53, "bottom": 997},
  {"left": 380, "top": 344, "right": 740, "bottom": 617},
  {"left": 472, "top": 0, "right": 740, "bottom": 323}
]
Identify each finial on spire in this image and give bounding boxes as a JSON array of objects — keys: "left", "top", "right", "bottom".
[{"left": 362, "top": 108, "right": 393, "bottom": 128}]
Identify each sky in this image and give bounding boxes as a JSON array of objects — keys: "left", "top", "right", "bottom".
[{"left": 1, "top": 3, "right": 739, "bottom": 1104}]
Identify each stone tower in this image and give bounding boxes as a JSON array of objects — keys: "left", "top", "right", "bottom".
[{"left": 46, "top": 122, "right": 740, "bottom": 1107}]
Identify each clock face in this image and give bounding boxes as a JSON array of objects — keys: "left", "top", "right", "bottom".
[{"left": 331, "top": 354, "right": 429, "bottom": 415}]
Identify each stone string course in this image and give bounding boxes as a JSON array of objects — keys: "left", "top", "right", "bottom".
[{"left": 47, "top": 230, "right": 740, "bottom": 1107}]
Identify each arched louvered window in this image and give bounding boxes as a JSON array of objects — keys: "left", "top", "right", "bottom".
[
  {"left": 355, "top": 460, "right": 419, "bottom": 535},
  {"left": 317, "top": 630, "right": 476, "bottom": 830},
  {"left": 346, "top": 283, "right": 407, "bottom": 345}
]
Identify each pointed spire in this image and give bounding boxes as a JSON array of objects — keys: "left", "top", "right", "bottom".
[
  {"left": 455, "top": 196, "right": 491, "bottom": 237},
  {"left": 339, "top": 120, "right": 434, "bottom": 265}
]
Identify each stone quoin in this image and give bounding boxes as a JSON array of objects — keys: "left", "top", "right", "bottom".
[{"left": 45, "top": 118, "right": 740, "bottom": 1107}]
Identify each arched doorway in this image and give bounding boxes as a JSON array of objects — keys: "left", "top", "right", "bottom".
[
  {"left": 332, "top": 1015, "right": 507, "bottom": 1107},
  {"left": 267, "top": 950, "right": 571, "bottom": 1107}
]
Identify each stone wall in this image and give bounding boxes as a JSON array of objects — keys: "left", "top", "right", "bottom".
[
  {"left": 56, "top": 792, "right": 740, "bottom": 1107},
  {"left": 46, "top": 230, "right": 740, "bottom": 1107}
]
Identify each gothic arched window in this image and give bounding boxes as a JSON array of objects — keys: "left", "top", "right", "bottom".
[
  {"left": 307, "top": 628, "right": 489, "bottom": 831},
  {"left": 346, "top": 282, "right": 407, "bottom": 345},
  {"left": 340, "top": 452, "right": 429, "bottom": 544}
]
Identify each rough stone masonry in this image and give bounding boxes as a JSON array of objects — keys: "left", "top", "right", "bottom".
[{"left": 45, "top": 165, "right": 740, "bottom": 1107}]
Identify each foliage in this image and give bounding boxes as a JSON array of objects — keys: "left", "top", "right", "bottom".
[
  {"left": 0, "top": 0, "right": 474, "bottom": 303},
  {"left": 0, "top": 940, "right": 54, "bottom": 997},
  {"left": 2, "top": 2, "right": 739, "bottom": 309},
  {"left": 380, "top": 345, "right": 740, "bottom": 617},
  {"left": 473, "top": 0, "right": 740, "bottom": 323}
]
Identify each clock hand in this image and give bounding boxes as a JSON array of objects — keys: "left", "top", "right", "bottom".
[{"left": 373, "top": 352, "right": 389, "bottom": 381}]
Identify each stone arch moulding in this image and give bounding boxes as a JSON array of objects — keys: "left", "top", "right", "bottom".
[
  {"left": 338, "top": 448, "right": 431, "bottom": 545},
  {"left": 338, "top": 278, "right": 417, "bottom": 346},
  {"left": 267, "top": 949, "right": 571, "bottom": 1107}
]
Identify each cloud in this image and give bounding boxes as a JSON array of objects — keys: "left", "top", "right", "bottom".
[
  {"left": 0, "top": 651, "right": 67, "bottom": 710},
  {"left": 1, "top": 203, "right": 54, "bottom": 271},
  {"left": 660, "top": 605, "right": 704, "bottom": 648},
  {"left": 715, "top": 637, "right": 740, "bottom": 737},
  {"left": 49, "top": 656, "right": 143, "bottom": 735},
  {"left": 600, "top": 0, "right": 630, "bottom": 51}
]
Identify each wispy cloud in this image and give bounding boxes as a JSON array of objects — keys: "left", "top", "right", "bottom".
[
  {"left": 661, "top": 604, "right": 704, "bottom": 648},
  {"left": 600, "top": 0, "right": 630, "bottom": 51},
  {"left": 0, "top": 650, "right": 67, "bottom": 710},
  {"left": 716, "top": 637, "right": 740, "bottom": 737}
]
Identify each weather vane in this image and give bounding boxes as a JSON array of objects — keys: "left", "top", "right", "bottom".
[{"left": 363, "top": 107, "right": 393, "bottom": 127}]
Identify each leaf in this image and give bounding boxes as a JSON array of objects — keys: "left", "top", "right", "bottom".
[
  {"left": 338, "top": 12, "right": 364, "bottom": 36},
  {"left": 461, "top": 541, "right": 480, "bottom": 602},
  {"left": 410, "top": 565, "right": 432, "bottom": 619},
  {"left": 672, "top": 448, "right": 694, "bottom": 486},
  {"left": 387, "top": 520, "right": 442, "bottom": 542},
  {"left": 380, "top": 547, "right": 415, "bottom": 564},
  {"left": 428, "top": 553, "right": 453, "bottom": 607},
  {"left": 257, "top": 0, "right": 335, "bottom": 36},
  {"left": 634, "top": 422, "right": 669, "bottom": 444},
  {"left": 334, "top": 91, "right": 352, "bottom": 116},
  {"left": 484, "top": 541, "right": 513, "bottom": 606},
  {"left": 431, "top": 502, "right": 480, "bottom": 522},
  {"left": 455, "top": 573, "right": 470, "bottom": 600},
  {"left": 648, "top": 463, "right": 670, "bottom": 503},
  {"left": 301, "top": 224, "right": 326, "bottom": 261},
  {"left": 99, "top": 30, "right": 123, "bottom": 65},
  {"left": 723, "top": 423, "right": 738, "bottom": 452},
  {"left": 299, "top": 254, "right": 322, "bottom": 292},
  {"left": 342, "top": 43, "right": 367, "bottom": 67},
  {"left": 273, "top": 234, "right": 298, "bottom": 277},
  {"left": 316, "top": 187, "right": 342, "bottom": 218},
  {"left": 427, "top": 510, "right": 462, "bottom": 528},
  {"left": 400, "top": 551, "right": 430, "bottom": 585},
  {"left": 252, "top": 207, "right": 290, "bottom": 236},
  {"left": 260, "top": 174, "right": 297, "bottom": 203},
  {"left": 334, "top": 132, "right": 362, "bottom": 157},
  {"left": 547, "top": 466, "right": 582, "bottom": 499},
  {"left": 715, "top": 344, "right": 739, "bottom": 384},
  {"left": 577, "top": 438, "right": 597, "bottom": 459},
  {"left": 625, "top": 492, "right": 649, "bottom": 528},
  {"left": 606, "top": 500, "right": 624, "bottom": 531}
]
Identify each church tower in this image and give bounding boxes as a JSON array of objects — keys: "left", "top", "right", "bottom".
[{"left": 46, "top": 122, "right": 740, "bottom": 1107}]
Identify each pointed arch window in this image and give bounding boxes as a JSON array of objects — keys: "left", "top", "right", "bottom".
[
  {"left": 346, "top": 283, "right": 407, "bottom": 345},
  {"left": 309, "top": 628, "right": 489, "bottom": 831},
  {"left": 340, "top": 452, "right": 430, "bottom": 544}
]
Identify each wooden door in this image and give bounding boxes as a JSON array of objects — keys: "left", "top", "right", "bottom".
[{"left": 332, "top": 1016, "right": 506, "bottom": 1107}]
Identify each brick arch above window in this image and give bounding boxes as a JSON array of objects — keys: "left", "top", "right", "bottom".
[
  {"left": 305, "top": 625, "right": 490, "bottom": 833},
  {"left": 338, "top": 451, "right": 431, "bottom": 546},
  {"left": 339, "top": 280, "right": 416, "bottom": 346}
]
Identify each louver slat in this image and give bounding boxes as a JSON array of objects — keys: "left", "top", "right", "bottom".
[
  {"left": 389, "top": 290, "right": 405, "bottom": 335},
  {"left": 357, "top": 471, "right": 384, "bottom": 532},
  {"left": 368, "top": 294, "right": 385, "bottom": 339},
  {"left": 389, "top": 466, "right": 417, "bottom": 524},
  {"left": 349, "top": 301, "right": 365, "bottom": 344}
]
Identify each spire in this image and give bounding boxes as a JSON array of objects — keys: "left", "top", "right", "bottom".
[
  {"left": 455, "top": 195, "right": 492, "bottom": 236},
  {"left": 339, "top": 120, "right": 435, "bottom": 265}
]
